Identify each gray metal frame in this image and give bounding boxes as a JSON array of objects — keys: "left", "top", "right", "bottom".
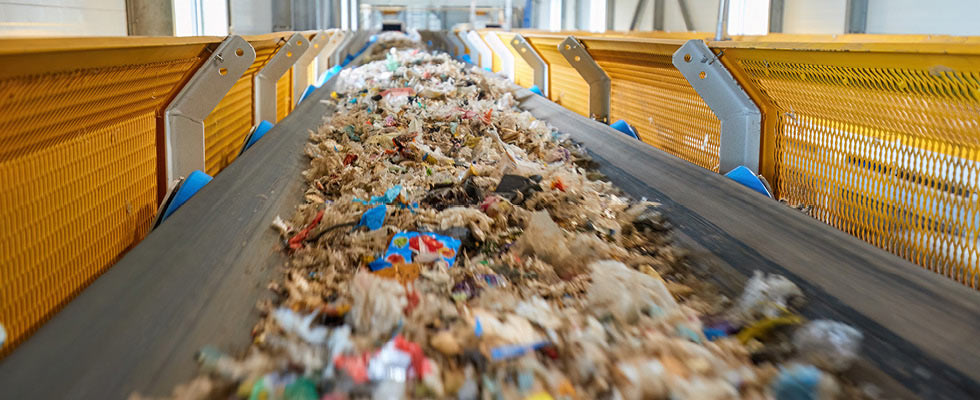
[
  {"left": 254, "top": 33, "right": 310, "bottom": 125},
  {"left": 163, "top": 35, "right": 255, "bottom": 184},
  {"left": 445, "top": 31, "right": 466, "bottom": 59},
  {"left": 558, "top": 36, "right": 610, "bottom": 123},
  {"left": 509, "top": 34, "right": 549, "bottom": 96},
  {"left": 329, "top": 31, "right": 355, "bottom": 66},
  {"left": 845, "top": 0, "right": 869, "bottom": 34},
  {"left": 293, "top": 31, "right": 331, "bottom": 105},
  {"left": 672, "top": 39, "right": 761, "bottom": 173},
  {"left": 317, "top": 30, "right": 346, "bottom": 77}
]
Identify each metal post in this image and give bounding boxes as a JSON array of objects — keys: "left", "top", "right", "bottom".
[
  {"left": 845, "top": 0, "right": 868, "bottom": 33},
  {"left": 254, "top": 33, "right": 310, "bottom": 125},
  {"left": 769, "top": 0, "right": 784, "bottom": 33},
  {"left": 605, "top": 0, "right": 615, "bottom": 31},
  {"left": 164, "top": 35, "right": 255, "bottom": 184},
  {"left": 672, "top": 39, "right": 761, "bottom": 173},
  {"left": 654, "top": 0, "right": 665, "bottom": 30},
  {"left": 557, "top": 36, "right": 610, "bottom": 123},
  {"left": 715, "top": 0, "right": 730, "bottom": 40},
  {"left": 631, "top": 0, "right": 649, "bottom": 31},
  {"left": 510, "top": 34, "right": 549, "bottom": 96},
  {"left": 677, "top": 0, "right": 694, "bottom": 31}
]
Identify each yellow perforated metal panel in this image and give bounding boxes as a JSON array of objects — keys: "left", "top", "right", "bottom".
[
  {"left": 525, "top": 35, "right": 589, "bottom": 118},
  {"left": 0, "top": 47, "right": 202, "bottom": 356},
  {"left": 718, "top": 41, "right": 980, "bottom": 288},
  {"left": 582, "top": 38, "right": 721, "bottom": 171},
  {"left": 496, "top": 32, "right": 534, "bottom": 89}
]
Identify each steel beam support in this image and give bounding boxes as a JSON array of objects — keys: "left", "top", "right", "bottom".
[
  {"left": 254, "top": 33, "right": 310, "bottom": 125},
  {"left": 558, "top": 36, "right": 610, "bottom": 123},
  {"left": 631, "top": 0, "right": 649, "bottom": 31},
  {"left": 329, "top": 30, "right": 354, "bottom": 66},
  {"left": 466, "top": 30, "right": 493, "bottom": 69},
  {"left": 509, "top": 34, "right": 549, "bottom": 96},
  {"left": 293, "top": 31, "right": 331, "bottom": 105},
  {"left": 653, "top": 0, "right": 665, "bottom": 30},
  {"left": 715, "top": 0, "right": 730, "bottom": 40},
  {"left": 673, "top": 39, "right": 761, "bottom": 173},
  {"left": 846, "top": 0, "right": 868, "bottom": 34},
  {"left": 164, "top": 35, "right": 255, "bottom": 184},
  {"left": 484, "top": 32, "right": 515, "bottom": 81},
  {"left": 768, "top": 0, "right": 784, "bottom": 33},
  {"left": 677, "top": 0, "right": 694, "bottom": 31}
]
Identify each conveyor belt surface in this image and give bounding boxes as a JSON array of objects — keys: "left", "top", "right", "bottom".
[{"left": 0, "top": 71, "right": 977, "bottom": 400}]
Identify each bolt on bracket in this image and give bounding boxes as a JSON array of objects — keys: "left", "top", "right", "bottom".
[
  {"left": 558, "top": 36, "right": 610, "bottom": 124},
  {"left": 254, "top": 33, "right": 310, "bottom": 125},
  {"left": 164, "top": 35, "right": 255, "bottom": 184},
  {"left": 509, "top": 34, "right": 549, "bottom": 97},
  {"left": 672, "top": 39, "right": 761, "bottom": 173}
]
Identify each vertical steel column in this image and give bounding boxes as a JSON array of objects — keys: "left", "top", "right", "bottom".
[
  {"left": 769, "top": 0, "right": 784, "bottom": 33},
  {"left": 558, "top": 36, "right": 610, "bottom": 123},
  {"left": 846, "top": 0, "right": 868, "bottom": 33},
  {"left": 254, "top": 33, "right": 310, "bottom": 125},
  {"left": 510, "top": 34, "right": 549, "bottom": 96},
  {"left": 164, "top": 36, "right": 255, "bottom": 184},
  {"left": 673, "top": 39, "right": 761, "bottom": 173}
]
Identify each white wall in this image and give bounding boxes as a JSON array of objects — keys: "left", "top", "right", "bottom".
[
  {"left": 610, "top": 0, "right": 718, "bottom": 31},
  {"left": 0, "top": 0, "right": 127, "bottom": 36},
  {"left": 230, "top": 0, "right": 272, "bottom": 35},
  {"left": 867, "top": 0, "right": 980, "bottom": 36},
  {"left": 782, "top": 0, "right": 846, "bottom": 34}
]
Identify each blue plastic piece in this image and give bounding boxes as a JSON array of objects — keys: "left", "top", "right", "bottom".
[
  {"left": 703, "top": 327, "right": 727, "bottom": 341},
  {"left": 318, "top": 65, "right": 343, "bottom": 87},
  {"left": 427, "top": 40, "right": 433, "bottom": 47},
  {"left": 724, "top": 165, "right": 773, "bottom": 198},
  {"left": 298, "top": 84, "right": 317, "bottom": 103},
  {"left": 483, "top": 67, "right": 492, "bottom": 72},
  {"left": 610, "top": 119, "right": 640, "bottom": 140},
  {"left": 771, "top": 364, "right": 823, "bottom": 400},
  {"left": 242, "top": 120, "right": 274, "bottom": 153},
  {"left": 529, "top": 85, "right": 543, "bottom": 96},
  {"left": 356, "top": 205, "right": 387, "bottom": 231},
  {"left": 161, "top": 170, "right": 212, "bottom": 222},
  {"left": 461, "top": 54, "right": 472, "bottom": 64}
]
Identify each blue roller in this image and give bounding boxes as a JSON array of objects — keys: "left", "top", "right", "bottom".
[
  {"left": 241, "top": 120, "right": 275, "bottom": 154},
  {"left": 160, "top": 170, "right": 212, "bottom": 222},
  {"left": 610, "top": 119, "right": 639, "bottom": 140},
  {"left": 725, "top": 165, "right": 773, "bottom": 198},
  {"left": 529, "top": 85, "right": 543, "bottom": 96}
]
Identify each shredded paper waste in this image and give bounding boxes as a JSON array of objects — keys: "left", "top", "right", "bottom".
[{"left": 138, "top": 32, "right": 870, "bottom": 400}]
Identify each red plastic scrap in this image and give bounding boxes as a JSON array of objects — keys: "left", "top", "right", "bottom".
[
  {"left": 392, "top": 335, "right": 430, "bottom": 378},
  {"left": 334, "top": 352, "right": 371, "bottom": 383},
  {"left": 343, "top": 153, "right": 358, "bottom": 166},
  {"left": 481, "top": 109, "right": 493, "bottom": 124},
  {"left": 288, "top": 210, "right": 324, "bottom": 250},
  {"left": 379, "top": 87, "right": 415, "bottom": 97}
]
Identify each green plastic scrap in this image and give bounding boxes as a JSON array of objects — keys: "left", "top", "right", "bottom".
[{"left": 344, "top": 125, "right": 361, "bottom": 142}]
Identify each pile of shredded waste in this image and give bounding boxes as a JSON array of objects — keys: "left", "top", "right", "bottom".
[{"left": 142, "top": 35, "right": 867, "bottom": 400}]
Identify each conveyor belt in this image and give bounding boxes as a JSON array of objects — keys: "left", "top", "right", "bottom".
[{"left": 0, "top": 69, "right": 977, "bottom": 399}]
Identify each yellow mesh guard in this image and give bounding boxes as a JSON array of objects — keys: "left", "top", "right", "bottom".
[
  {"left": 496, "top": 32, "right": 534, "bottom": 89},
  {"left": 0, "top": 41, "right": 205, "bottom": 356},
  {"left": 525, "top": 35, "right": 590, "bottom": 117},
  {"left": 717, "top": 41, "right": 980, "bottom": 288},
  {"left": 581, "top": 37, "right": 721, "bottom": 171},
  {"left": 204, "top": 34, "right": 289, "bottom": 175}
]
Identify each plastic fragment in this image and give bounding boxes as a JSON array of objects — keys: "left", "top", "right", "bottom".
[
  {"left": 793, "top": 320, "right": 863, "bottom": 372},
  {"left": 273, "top": 308, "right": 329, "bottom": 345},
  {"left": 355, "top": 205, "right": 386, "bottom": 231}
]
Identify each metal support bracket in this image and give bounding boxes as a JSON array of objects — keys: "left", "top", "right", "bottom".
[
  {"left": 558, "top": 36, "right": 610, "bottom": 123},
  {"left": 317, "top": 30, "right": 346, "bottom": 77},
  {"left": 445, "top": 31, "right": 466, "bottom": 59},
  {"left": 293, "top": 31, "right": 331, "bottom": 105},
  {"left": 164, "top": 35, "right": 255, "bottom": 184},
  {"left": 484, "top": 32, "right": 515, "bottom": 81},
  {"left": 465, "top": 30, "right": 492, "bottom": 69},
  {"left": 254, "top": 33, "right": 309, "bottom": 125},
  {"left": 329, "top": 31, "right": 355, "bottom": 66},
  {"left": 455, "top": 31, "right": 473, "bottom": 61},
  {"left": 509, "top": 34, "right": 548, "bottom": 96},
  {"left": 672, "top": 39, "right": 761, "bottom": 173}
]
